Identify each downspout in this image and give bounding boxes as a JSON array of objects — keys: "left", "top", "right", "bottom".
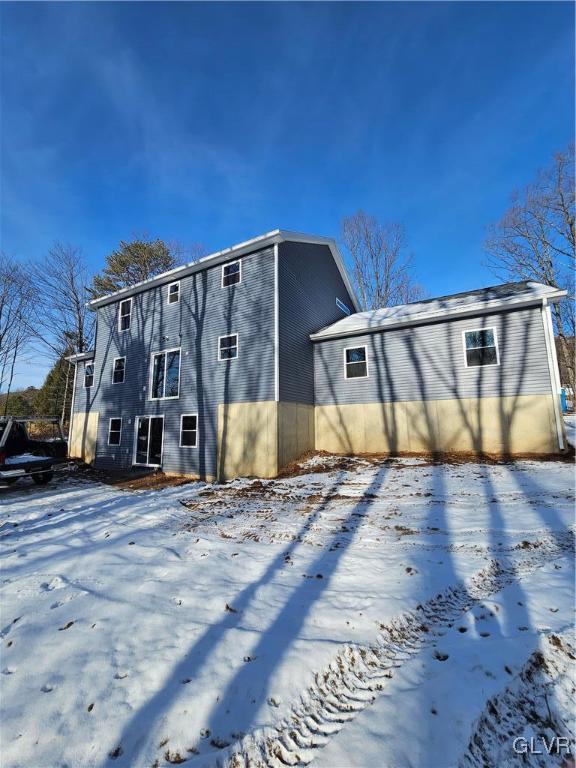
[
  {"left": 541, "top": 298, "right": 565, "bottom": 451},
  {"left": 273, "top": 243, "right": 280, "bottom": 476}
]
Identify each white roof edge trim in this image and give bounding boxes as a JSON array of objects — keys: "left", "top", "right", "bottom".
[
  {"left": 309, "top": 290, "right": 567, "bottom": 342},
  {"left": 88, "top": 229, "right": 361, "bottom": 312},
  {"left": 65, "top": 351, "right": 95, "bottom": 363}
]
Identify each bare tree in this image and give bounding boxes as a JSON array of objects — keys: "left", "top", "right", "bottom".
[
  {"left": 0, "top": 254, "right": 35, "bottom": 405},
  {"left": 32, "top": 242, "right": 95, "bottom": 357},
  {"left": 30, "top": 243, "right": 95, "bottom": 425},
  {"left": 341, "top": 211, "right": 424, "bottom": 310},
  {"left": 485, "top": 144, "right": 575, "bottom": 392}
]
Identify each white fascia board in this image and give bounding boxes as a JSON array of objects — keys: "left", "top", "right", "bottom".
[
  {"left": 309, "top": 291, "right": 567, "bottom": 342},
  {"left": 87, "top": 229, "right": 361, "bottom": 312},
  {"left": 65, "top": 351, "right": 95, "bottom": 362}
]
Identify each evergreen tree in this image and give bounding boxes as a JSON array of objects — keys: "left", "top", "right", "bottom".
[
  {"left": 89, "top": 238, "right": 178, "bottom": 298},
  {"left": 35, "top": 356, "right": 73, "bottom": 422}
]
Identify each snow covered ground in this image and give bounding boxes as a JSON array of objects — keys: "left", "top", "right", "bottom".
[{"left": 1, "top": 450, "right": 574, "bottom": 768}]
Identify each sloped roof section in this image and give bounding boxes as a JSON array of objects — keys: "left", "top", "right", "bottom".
[
  {"left": 88, "top": 230, "right": 360, "bottom": 311},
  {"left": 310, "top": 281, "right": 567, "bottom": 341}
]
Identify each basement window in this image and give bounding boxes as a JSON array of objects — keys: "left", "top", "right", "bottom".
[
  {"left": 219, "top": 333, "right": 238, "bottom": 361},
  {"left": 168, "top": 282, "right": 180, "bottom": 304},
  {"left": 180, "top": 414, "right": 198, "bottom": 448},
  {"left": 463, "top": 328, "right": 499, "bottom": 367},
  {"left": 108, "top": 418, "right": 122, "bottom": 446},
  {"left": 118, "top": 298, "right": 132, "bottom": 332},
  {"left": 84, "top": 363, "right": 94, "bottom": 388},
  {"left": 344, "top": 346, "right": 368, "bottom": 379},
  {"left": 112, "top": 357, "right": 125, "bottom": 384},
  {"left": 222, "top": 260, "right": 241, "bottom": 287}
]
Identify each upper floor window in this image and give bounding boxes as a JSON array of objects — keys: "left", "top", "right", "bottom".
[
  {"left": 336, "top": 297, "right": 352, "bottom": 316},
  {"left": 84, "top": 362, "right": 94, "bottom": 388},
  {"left": 344, "top": 346, "right": 368, "bottom": 379},
  {"left": 118, "top": 298, "right": 132, "bottom": 332},
  {"left": 463, "top": 328, "right": 499, "bottom": 368},
  {"left": 222, "top": 260, "right": 241, "bottom": 287},
  {"left": 108, "top": 418, "right": 122, "bottom": 446},
  {"left": 112, "top": 357, "right": 125, "bottom": 384},
  {"left": 180, "top": 414, "right": 198, "bottom": 447},
  {"left": 168, "top": 282, "right": 180, "bottom": 304},
  {"left": 150, "top": 349, "right": 180, "bottom": 399},
  {"left": 219, "top": 334, "right": 238, "bottom": 361}
]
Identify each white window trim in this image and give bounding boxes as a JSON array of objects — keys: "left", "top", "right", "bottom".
[
  {"left": 179, "top": 413, "right": 199, "bottom": 448},
  {"left": 462, "top": 327, "right": 500, "bottom": 369},
  {"left": 118, "top": 297, "right": 133, "bottom": 333},
  {"left": 132, "top": 414, "right": 165, "bottom": 467},
  {"left": 167, "top": 281, "right": 180, "bottom": 305},
  {"left": 84, "top": 362, "right": 95, "bottom": 389},
  {"left": 343, "top": 344, "right": 369, "bottom": 380},
  {"left": 149, "top": 347, "right": 181, "bottom": 400},
  {"left": 336, "top": 297, "right": 352, "bottom": 316},
  {"left": 108, "top": 417, "right": 122, "bottom": 446},
  {"left": 218, "top": 333, "right": 239, "bottom": 362},
  {"left": 221, "top": 259, "right": 242, "bottom": 288},
  {"left": 112, "top": 356, "right": 126, "bottom": 384}
]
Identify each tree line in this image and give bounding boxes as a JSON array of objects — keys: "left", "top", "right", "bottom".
[{"left": 0, "top": 143, "right": 573, "bottom": 423}]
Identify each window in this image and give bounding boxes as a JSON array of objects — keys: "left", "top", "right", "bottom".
[
  {"left": 84, "top": 362, "right": 94, "bottom": 388},
  {"left": 112, "top": 357, "right": 125, "bottom": 384},
  {"left": 336, "top": 297, "right": 352, "bottom": 316},
  {"left": 108, "top": 418, "right": 122, "bottom": 446},
  {"left": 168, "top": 282, "right": 180, "bottom": 304},
  {"left": 463, "top": 328, "right": 499, "bottom": 367},
  {"left": 119, "top": 298, "right": 132, "bottom": 332},
  {"left": 180, "top": 414, "right": 198, "bottom": 447},
  {"left": 222, "top": 260, "right": 241, "bottom": 287},
  {"left": 219, "top": 334, "right": 238, "bottom": 361},
  {"left": 344, "top": 346, "right": 368, "bottom": 379},
  {"left": 150, "top": 349, "right": 180, "bottom": 399}
]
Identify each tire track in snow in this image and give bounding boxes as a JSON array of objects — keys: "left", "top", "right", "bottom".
[
  {"left": 459, "top": 631, "right": 575, "bottom": 767},
  {"left": 197, "top": 530, "right": 574, "bottom": 768}
]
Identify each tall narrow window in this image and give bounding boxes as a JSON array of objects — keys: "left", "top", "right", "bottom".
[
  {"left": 463, "top": 328, "right": 499, "bottom": 367},
  {"left": 150, "top": 349, "right": 180, "bottom": 399},
  {"left": 84, "top": 362, "right": 94, "bottom": 388},
  {"left": 108, "top": 418, "right": 122, "bottom": 446},
  {"left": 168, "top": 282, "right": 180, "bottom": 304},
  {"left": 180, "top": 414, "right": 198, "bottom": 447},
  {"left": 119, "top": 298, "right": 132, "bottom": 332},
  {"left": 112, "top": 357, "right": 125, "bottom": 384},
  {"left": 344, "top": 346, "right": 368, "bottom": 379},
  {"left": 218, "top": 334, "right": 238, "bottom": 361},
  {"left": 222, "top": 260, "right": 241, "bottom": 287}
]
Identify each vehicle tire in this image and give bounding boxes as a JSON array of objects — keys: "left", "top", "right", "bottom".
[{"left": 32, "top": 471, "right": 54, "bottom": 485}]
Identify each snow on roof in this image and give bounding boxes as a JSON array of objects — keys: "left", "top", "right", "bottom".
[{"left": 310, "top": 281, "right": 567, "bottom": 341}]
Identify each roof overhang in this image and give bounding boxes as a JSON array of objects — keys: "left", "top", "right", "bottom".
[
  {"left": 88, "top": 229, "right": 361, "bottom": 312},
  {"left": 310, "top": 289, "right": 567, "bottom": 342},
  {"left": 65, "top": 351, "right": 95, "bottom": 363}
]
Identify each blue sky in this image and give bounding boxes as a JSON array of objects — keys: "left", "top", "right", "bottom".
[{"left": 1, "top": 1, "right": 574, "bottom": 388}]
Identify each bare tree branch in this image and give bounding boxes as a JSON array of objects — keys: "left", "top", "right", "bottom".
[{"left": 340, "top": 211, "right": 424, "bottom": 311}]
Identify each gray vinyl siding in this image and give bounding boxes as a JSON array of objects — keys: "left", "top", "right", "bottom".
[
  {"left": 278, "top": 241, "right": 355, "bottom": 404},
  {"left": 72, "top": 247, "right": 275, "bottom": 478},
  {"left": 314, "top": 307, "right": 553, "bottom": 405}
]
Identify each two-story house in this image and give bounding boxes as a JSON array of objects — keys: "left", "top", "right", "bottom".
[
  {"left": 68, "top": 231, "right": 358, "bottom": 481},
  {"left": 67, "top": 229, "right": 567, "bottom": 480}
]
